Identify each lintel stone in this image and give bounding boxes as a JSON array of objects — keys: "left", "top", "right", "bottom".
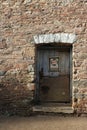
[{"left": 33, "top": 33, "right": 76, "bottom": 44}]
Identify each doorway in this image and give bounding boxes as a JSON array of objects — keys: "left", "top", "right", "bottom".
[{"left": 35, "top": 44, "right": 72, "bottom": 104}]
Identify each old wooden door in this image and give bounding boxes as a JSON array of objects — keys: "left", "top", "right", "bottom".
[{"left": 36, "top": 46, "right": 71, "bottom": 103}]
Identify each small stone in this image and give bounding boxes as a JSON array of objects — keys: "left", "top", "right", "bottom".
[
  {"left": 74, "top": 88, "right": 78, "bottom": 93},
  {"left": 28, "top": 65, "right": 34, "bottom": 72},
  {"left": 24, "top": 0, "right": 32, "bottom": 4},
  {"left": 22, "top": 99, "right": 29, "bottom": 105},
  {"left": 27, "top": 83, "right": 35, "bottom": 91},
  {"left": 0, "top": 70, "right": 6, "bottom": 76}
]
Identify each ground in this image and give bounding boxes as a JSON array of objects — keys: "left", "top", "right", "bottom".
[{"left": 0, "top": 115, "right": 87, "bottom": 130}]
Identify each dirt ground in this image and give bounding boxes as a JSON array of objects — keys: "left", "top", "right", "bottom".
[{"left": 0, "top": 115, "right": 87, "bottom": 130}]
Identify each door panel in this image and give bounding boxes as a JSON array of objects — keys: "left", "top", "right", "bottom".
[
  {"left": 40, "top": 76, "right": 70, "bottom": 102},
  {"left": 36, "top": 47, "right": 70, "bottom": 102}
]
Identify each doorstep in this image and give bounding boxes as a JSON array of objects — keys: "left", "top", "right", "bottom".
[{"left": 33, "top": 104, "right": 73, "bottom": 114}]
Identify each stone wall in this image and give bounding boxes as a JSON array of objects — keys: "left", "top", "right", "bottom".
[{"left": 0, "top": 0, "right": 87, "bottom": 115}]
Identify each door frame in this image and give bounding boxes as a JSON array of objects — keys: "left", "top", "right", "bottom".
[{"left": 35, "top": 44, "right": 73, "bottom": 104}]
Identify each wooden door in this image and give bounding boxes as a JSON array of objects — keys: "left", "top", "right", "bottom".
[{"left": 36, "top": 47, "right": 71, "bottom": 103}]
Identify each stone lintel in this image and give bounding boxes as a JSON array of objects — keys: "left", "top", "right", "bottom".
[{"left": 34, "top": 33, "right": 77, "bottom": 44}]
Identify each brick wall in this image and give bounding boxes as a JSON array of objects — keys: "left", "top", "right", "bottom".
[{"left": 0, "top": 0, "right": 87, "bottom": 115}]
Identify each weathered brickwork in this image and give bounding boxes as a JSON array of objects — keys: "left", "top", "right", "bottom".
[{"left": 0, "top": 0, "right": 87, "bottom": 115}]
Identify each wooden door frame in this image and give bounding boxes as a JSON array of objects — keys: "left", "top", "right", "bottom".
[
  {"left": 70, "top": 46, "right": 73, "bottom": 103},
  {"left": 35, "top": 44, "right": 73, "bottom": 104}
]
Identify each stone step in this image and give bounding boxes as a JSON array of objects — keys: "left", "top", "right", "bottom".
[{"left": 33, "top": 105, "right": 74, "bottom": 114}]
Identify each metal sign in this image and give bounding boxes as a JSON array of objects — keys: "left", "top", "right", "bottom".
[{"left": 49, "top": 57, "right": 59, "bottom": 72}]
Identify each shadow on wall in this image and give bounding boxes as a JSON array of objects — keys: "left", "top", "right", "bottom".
[{"left": 0, "top": 78, "right": 33, "bottom": 116}]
